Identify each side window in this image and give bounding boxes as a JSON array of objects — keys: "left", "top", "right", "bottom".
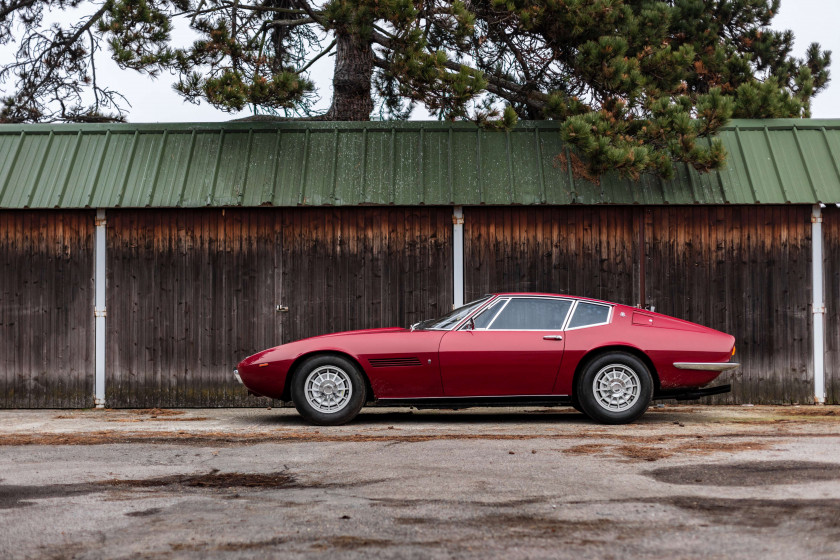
[
  {"left": 468, "top": 299, "right": 506, "bottom": 329},
  {"left": 488, "top": 298, "right": 572, "bottom": 330},
  {"left": 567, "top": 302, "right": 611, "bottom": 329}
]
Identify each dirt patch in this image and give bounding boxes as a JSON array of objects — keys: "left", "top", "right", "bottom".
[
  {"left": 0, "top": 429, "right": 604, "bottom": 446},
  {"left": 647, "top": 460, "right": 840, "bottom": 486},
  {"left": 128, "top": 409, "right": 185, "bottom": 417},
  {"left": 312, "top": 536, "right": 392, "bottom": 550},
  {"left": 107, "top": 470, "right": 297, "bottom": 489},
  {"left": 171, "top": 537, "right": 287, "bottom": 551},
  {"left": 564, "top": 444, "right": 610, "bottom": 455},
  {"left": 780, "top": 408, "right": 837, "bottom": 417},
  {"left": 563, "top": 439, "right": 772, "bottom": 462},
  {"left": 125, "top": 507, "right": 162, "bottom": 517},
  {"left": 646, "top": 496, "right": 840, "bottom": 533}
]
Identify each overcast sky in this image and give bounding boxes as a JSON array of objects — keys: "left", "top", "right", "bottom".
[{"left": 5, "top": 0, "right": 840, "bottom": 122}]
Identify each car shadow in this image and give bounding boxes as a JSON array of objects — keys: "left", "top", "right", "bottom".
[{"left": 244, "top": 408, "right": 593, "bottom": 426}]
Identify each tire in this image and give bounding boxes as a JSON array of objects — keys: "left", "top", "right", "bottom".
[
  {"left": 291, "top": 355, "right": 367, "bottom": 426},
  {"left": 576, "top": 352, "right": 653, "bottom": 425},
  {"left": 569, "top": 392, "right": 588, "bottom": 417}
]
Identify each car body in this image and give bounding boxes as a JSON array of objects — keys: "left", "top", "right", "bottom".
[{"left": 235, "top": 293, "right": 738, "bottom": 425}]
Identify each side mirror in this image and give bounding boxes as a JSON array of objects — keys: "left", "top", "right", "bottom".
[{"left": 468, "top": 317, "right": 475, "bottom": 330}]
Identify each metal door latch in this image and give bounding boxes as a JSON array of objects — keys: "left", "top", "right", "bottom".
[{"left": 275, "top": 305, "right": 289, "bottom": 312}]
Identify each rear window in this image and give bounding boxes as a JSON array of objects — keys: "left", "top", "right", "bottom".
[
  {"left": 567, "top": 302, "right": 611, "bottom": 329},
  {"left": 487, "top": 298, "right": 572, "bottom": 330}
]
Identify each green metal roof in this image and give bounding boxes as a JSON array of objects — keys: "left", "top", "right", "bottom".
[{"left": 1, "top": 119, "right": 839, "bottom": 208}]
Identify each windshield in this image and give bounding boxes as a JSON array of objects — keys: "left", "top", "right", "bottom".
[{"left": 412, "top": 297, "right": 492, "bottom": 331}]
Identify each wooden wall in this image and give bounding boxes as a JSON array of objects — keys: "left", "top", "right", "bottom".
[
  {"left": 0, "top": 211, "right": 94, "bottom": 408},
  {"left": 825, "top": 206, "right": 840, "bottom": 405},
  {"left": 105, "top": 208, "right": 452, "bottom": 407},
  {"left": 0, "top": 205, "right": 826, "bottom": 407},
  {"left": 464, "top": 207, "right": 640, "bottom": 305},
  {"left": 464, "top": 205, "right": 814, "bottom": 404},
  {"left": 644, "top": 206, "right": 813, "bottom": 404}
]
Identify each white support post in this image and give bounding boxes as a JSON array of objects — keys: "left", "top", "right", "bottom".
[
  {"left": 812, "top": 204, "right": 826, "bottom": 404},
  {"left": 453, "top": 206, "right": 465, "bottom": 309},
  {"left": 94, "top": 209, "right": 107, "bottom": 408}
]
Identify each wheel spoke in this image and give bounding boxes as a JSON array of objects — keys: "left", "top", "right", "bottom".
[
  {"left": 304, "top": 366, "right": 354, "bottom": 414},
  {"left": 591, "top": 363, "right": 642, "bottom": 412}
]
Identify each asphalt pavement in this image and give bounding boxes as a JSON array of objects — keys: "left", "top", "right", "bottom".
[{"left": 1, "top": 405, "right": 839, "bottom": 559}]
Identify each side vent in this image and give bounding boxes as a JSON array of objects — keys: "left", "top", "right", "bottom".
[{"left": 368, "top": 357, "right": 423, "bottom": 368}]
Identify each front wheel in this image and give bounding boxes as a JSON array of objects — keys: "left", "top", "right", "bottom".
[
  {"left": 291, "top": 355, "right": 367, "bottom": 426},
  {"left": 576, "top": 352, "right": 653, "bottom": 425}
]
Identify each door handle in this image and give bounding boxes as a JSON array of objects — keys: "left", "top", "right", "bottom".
[{"left": 543, "top": 335, "right": 563, "bottom": 341}]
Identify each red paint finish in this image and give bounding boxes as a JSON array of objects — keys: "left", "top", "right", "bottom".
[
  {"left": 236, "top": 293, "right": 736, "bottom": 402},
  {"left": 439, "top": 330, "right": 565, "bottom": 396}
]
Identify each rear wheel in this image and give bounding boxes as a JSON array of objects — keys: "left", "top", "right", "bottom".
[
  {"left": 576, "top": 352, "right": 653, "bottom": 424},
  {"left": 291, "top": 355, "right": 366, "bottom": 426}
]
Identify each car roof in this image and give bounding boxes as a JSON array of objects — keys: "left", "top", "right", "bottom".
[{"left": 491, "top": 292, "right": 617, "bottom": 306}]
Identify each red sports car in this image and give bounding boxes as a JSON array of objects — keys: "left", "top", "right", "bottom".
[{"left": 235, "top": 294, "right": 738, "bottom": 425}]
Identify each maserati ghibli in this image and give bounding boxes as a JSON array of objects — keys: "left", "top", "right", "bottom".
[{"left": 234, "top": 294, "right": 738, "bottom": 425}]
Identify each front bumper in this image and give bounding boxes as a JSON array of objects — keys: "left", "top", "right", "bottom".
[{"left": 233, "top": 369, "right": 243, "bottom": 385}]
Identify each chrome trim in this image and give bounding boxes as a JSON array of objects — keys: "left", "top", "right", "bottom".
[
  {"left": 460, "top": 295, "right": 576, "bottom": 332},
  {"left": 673, "top": 362, "right": 741, "bottom": 371},
  {"left": 233, "top": 369, "right": 243, "bottom": 385}
]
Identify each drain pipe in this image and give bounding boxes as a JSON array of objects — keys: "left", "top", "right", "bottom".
[
  {"left": 812, "top": 204, "right": 825, "bottom": 404},
  {"left": 94, "top": 209, "right": 107, "bottom": 408},
  {"left": 453, "top": 206, "right": 464, "bottom": 309}
]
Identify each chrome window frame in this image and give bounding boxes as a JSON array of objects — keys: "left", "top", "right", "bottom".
[
  {"left": 455, "top": 295, "right": 576, "bottom": 332},
  {"left": 564, "top": 300, "right": 613, "bottom": 331}
]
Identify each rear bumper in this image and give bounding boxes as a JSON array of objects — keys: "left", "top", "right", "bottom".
[
  {"left": 673, "top": 362, "right": 740, "bottom": 371},
  {"left": 654, "top": 384, "right": 732, "bottom": 401}
]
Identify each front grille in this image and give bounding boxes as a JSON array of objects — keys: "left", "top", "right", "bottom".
[{"left": 368, "top": 357, "right": 423, "bottom": 368}]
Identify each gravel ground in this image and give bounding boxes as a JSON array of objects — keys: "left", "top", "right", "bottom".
[{"left": 1, "top": 405, "right": 839, "bottom": 559}]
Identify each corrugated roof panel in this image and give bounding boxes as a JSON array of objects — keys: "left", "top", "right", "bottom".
[
  {"left": 180, "top": 131, "right": 222, "bottom": 207},
  {"left": 3, "top": 132, "right": 52, "bottom": 208},
  {"left": 332, "top": 129, "right": 365, "bottom": 205},
  {"left": 61, "top": 132, "right": 110, "bottom": 207},
  {"left": 30, "top": 132, "right": 77, "bottom": 208},
  {"left": 2, "top": 119, "right": 840, "bottom": 208},
  {"left": 392, "top": 130, "right": 421, "bottom": 205},
  {"left": 421, "top": 128, "right": 451, "bottom": 205},
  {"left": 716, "top": 132, "right": 757, "bottom": 204},
  {"left": 363, "top": 128, "right": 392, "bottom": 204},
  {"left": 509, "top": 129, "right": 543, "bottom": 205},
  {"left": 795, "top": 128, "right": 840, "bottom": 203},
  {"left": 212, "top": 130, "right": 252, "bottom": 206},
  {"left": 450, "top": 129, "right": 480, "bottom": 204},
  {"left": 271, "top": 130, "right": 305, "bottom": 206},
  {"left": 240, "top": 130, "right": 280, "bottom": 206},
  {"left": 733, "top": 128, "right": 784, "bottom": 203},
  {"left": 538, "top": 133, "right": 575, "bottom": 205},
  {"left": 149, "top": 131, "right": 193, "bottom": 207},
  {"left": 478, "top": 129, "right": 512, "bottom": 204}
]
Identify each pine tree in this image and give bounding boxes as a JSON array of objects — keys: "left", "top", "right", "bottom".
[{"left": 0, "top": 0, "right": 831, "bottom": 178}]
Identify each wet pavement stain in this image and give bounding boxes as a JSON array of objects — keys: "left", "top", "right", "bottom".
[{"left": 647, "top": 460, "right": 840, "bottom": 486}]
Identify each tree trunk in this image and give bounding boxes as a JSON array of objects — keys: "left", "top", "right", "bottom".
[{"left": 326, "top": 29, "right": 373, "bottom": 120}]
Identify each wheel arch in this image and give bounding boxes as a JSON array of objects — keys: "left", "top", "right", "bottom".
[
  {"left": 572, "top": 345, "right": 661, "bottom": 397},
  {"left": 282, "top": 350, "right": 375, "bottom": 402}
]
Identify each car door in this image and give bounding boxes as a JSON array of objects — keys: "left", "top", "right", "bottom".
[{"left": 438, "top": 297, "right": 573, "bottom": 396}]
